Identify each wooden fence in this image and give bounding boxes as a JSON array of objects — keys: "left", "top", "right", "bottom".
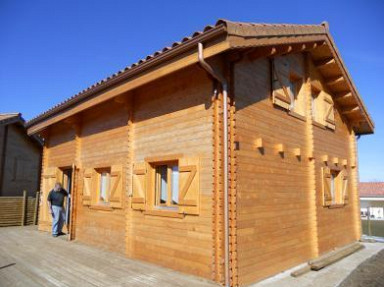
[{"left": 0, "top": 191, "right": 39, "bottom": 227}]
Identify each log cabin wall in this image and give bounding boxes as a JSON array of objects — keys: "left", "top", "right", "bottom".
[
  {"left": 0, "top": 124, "right": 41, "bottom": 197},
  {"left": 126, "top": 64, "right": 216, "bottom": 280},
  {"left": 75, "top": 99, "right": 129, "bottom": 254},
  {"left": 46, "top": 123, "right": 76, "bottom": 168},
  {"left": 39, "top": 123, "right": 76, "bottom": 232},
  {"left": 34, "top": 50, "right": 364, "bottom": 286},
  {"left": 233, "top": 51, "right": 361, "bottom": 285},
  {"left": 308, "top": 58, "right": 361, "bottom": 254},
  {"left": 36, "top": 63, "right": 217, "bottom": 279},
  {"left": 234, "top": 54, "right": 313, "bottom": 285}
]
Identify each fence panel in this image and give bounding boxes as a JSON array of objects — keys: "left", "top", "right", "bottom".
[{"left": 0, "top": 191, "right": 39, "bottom": 227}]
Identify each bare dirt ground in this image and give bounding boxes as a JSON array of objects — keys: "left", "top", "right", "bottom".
[{"left": 338, "top": 249, "right": 384, "bottom": 287}]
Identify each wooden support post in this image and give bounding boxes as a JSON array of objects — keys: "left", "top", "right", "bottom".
[
  {"left": 21, "top": 190, "right": 27, "bottom": 226},
  {"left": 34, "top": 191, "right": 40, "bottom": 225}
]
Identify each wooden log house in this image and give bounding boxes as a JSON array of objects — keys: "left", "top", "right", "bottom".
[
  {"left": 26, "top": 20, "right": 374, "bottom": 286},
  {"left": 0, "top": 113, "right": 42, "bottom": 197}
]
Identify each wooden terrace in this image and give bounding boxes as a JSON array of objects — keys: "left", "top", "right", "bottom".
[{"left": 0, "top": 226, "right": 218, "bottom": 287}]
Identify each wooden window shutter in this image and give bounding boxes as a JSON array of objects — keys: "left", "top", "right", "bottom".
[
  {"left": 342, "top": 170, "right": 349, "bottom": 205},
  {"left": 82, "top": 168, "right": 94, "bottom": 206},
  {"left": 110, "top": 164, "right": 123, "bottom": 209},
  {"left": 272, "top": 59, "right": 292, "bottom": 110},
  {"left": 324, "top": 96, "right": 336, "bottom": 130},
  {"left": 132, "top": 162, "right": 146, "bottom": 210},
  {"left": 178, "top": 157, "right": 200, "bottom": 215},
  {"left": 322, "top": 167, "right": 332, "bottom": 207},
  {"left": 41, "top": 167, "right": 58, "bottom": 221}
]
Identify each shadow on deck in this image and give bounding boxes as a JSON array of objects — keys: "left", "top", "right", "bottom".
[{"left": 0, "top": 226, "right": 218, "bottom": 287}]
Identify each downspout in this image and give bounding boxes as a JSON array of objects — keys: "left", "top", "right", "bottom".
[{"left": 198, "top": 42, "right": 230, "bottom": 287}]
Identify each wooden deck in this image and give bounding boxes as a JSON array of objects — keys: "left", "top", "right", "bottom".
[{"left": 0, "top": 226, "right": 218, "bottom": 287}]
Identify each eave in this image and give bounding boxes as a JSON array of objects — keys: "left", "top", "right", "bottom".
[
  {"left": 26, "top": 26, "right": 229, "bottom": 135},
  {"left": 26, "top": 20, "right": 374, "bottom": 136}
]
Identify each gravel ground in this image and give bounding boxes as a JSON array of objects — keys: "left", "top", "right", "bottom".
[{"left": 338, "top": 249, "right": 384, "bottom": 287}]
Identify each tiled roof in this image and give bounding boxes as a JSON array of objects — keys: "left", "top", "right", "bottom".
[
  {"left": 24, "top": 19, "right": 373, "bottom": 135},
  {"left": 221, "top": 19, "right": 326, "bottom": 37},
  {"left": 359, "top": 182, "right": 384, "bottom": 197},
  {"left": 25, "top": 19, "right": 327, "bottom": 128},
  {"left": 0, "top": 113, "right": 22, "bottom": 125}
]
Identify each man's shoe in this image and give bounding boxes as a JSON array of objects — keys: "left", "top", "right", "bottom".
[
  {"left": 52, "top": 234, "right": 58, "bottom": 237},
  {"left": 58, "top": 232, "right": 66, "bottom": 236}
]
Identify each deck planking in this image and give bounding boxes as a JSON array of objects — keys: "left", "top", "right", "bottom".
[{"left": 0, "top": 226, "right": 218, "bottom": 287}]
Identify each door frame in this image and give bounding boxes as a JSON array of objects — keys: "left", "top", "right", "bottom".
[{"left": 59, "top": 165, "right": 76, "bottom": 240}]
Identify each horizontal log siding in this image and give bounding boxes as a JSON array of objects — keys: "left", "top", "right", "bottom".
[
  {"left": 234, "top": 55, "right": 313, "bottom": 285},
  {"left": 127, "top": 65, "right": 214, "bottom": 279},
  {"left": 75, "top": 100, "right": 129, "bottom": 254},
  {"left": 309, "top": 59, "right": 359, "bottom": 255},
  {"left": 39, "top": 124, "right": 76, "bottom": 232},
  {"left": 1, "top": 124, "right": 41, "bottom": 197},
  {"left": 46, "top": 124, "right": 76, "bottom": 168}
]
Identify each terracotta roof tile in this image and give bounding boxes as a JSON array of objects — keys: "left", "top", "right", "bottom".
[{"left": 359, "top": 182, "right": 384, "bottom": 197}]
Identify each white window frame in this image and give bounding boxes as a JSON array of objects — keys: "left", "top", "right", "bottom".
[
  {"left": 154, "top": 161, "right": 179, "bottom": 210},
  {"left": 96, "top": 168, "right": 111, "bottom": 204}
]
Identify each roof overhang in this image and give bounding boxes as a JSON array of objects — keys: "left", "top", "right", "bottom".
[{"left": 26, "top": 20, "right": 374, "bottom": 135}]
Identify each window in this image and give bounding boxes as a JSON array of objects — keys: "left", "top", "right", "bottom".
[
  {"left": 82, "top": 165, "right": 123, "bottom": 209},
  {"left": 288, "top": 80, "right": 296, "bottom": 110},
  {"left": 322, "top": 167, "right": 348, "bottom": 207},
  {"left": 289, "top": 76, "right": 305, "bottom": 115},
  {"left": 330, "top": 171, "right": 338, "bottom": 204},
  {"left": 360, "top": 208, "right": 368, "bottom": 219},
  {"left": 154, "top": 163, "right": 179, "bottom": 209},
  {"left": 369, "top": 207, "right": 384, "bottom": 220},
  {"left": 132, "top": 156, "right": 200, "bottom": 216},
  {"left": 96, "top": 168, "right": 111, "bottom": 204},
  {"left": 271, "top": 57, "right": 305, "bottom": 116}
]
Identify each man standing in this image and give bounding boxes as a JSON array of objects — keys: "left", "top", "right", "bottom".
[{"left": 47, "top": 183, "right": 68, "bottom": 237}]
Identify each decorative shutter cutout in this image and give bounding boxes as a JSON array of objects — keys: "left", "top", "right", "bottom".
[
  {"left": 42, "top": 167, "right": 58, "bottom": 222},
  {"left": 324, "top": 95, "right": 335, "bottom": 130},
  {"left": 272, "top": 59, "right": 292, "bottom": 110},
  {"left": 132, "top": 162, "right": 146, "bottom": 210},
  {"left": 110, "top": 164, "right": 123, "bottom": 209},
  {"left": 178, "top": 157, "right": 199, "bottom": 215},
  {"left": 342, "top": 170, "right": 349, "bottom": 205},
  {"left": 322, "top": 167, "right": 332, "bottom": 207},
  {"left": 82, "top": 168, "right": 93, "bottom": 206}
]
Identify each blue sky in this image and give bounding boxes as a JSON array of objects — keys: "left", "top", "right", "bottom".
[{"left": 0, "top": 0, "right": 383, "bottom": 181}]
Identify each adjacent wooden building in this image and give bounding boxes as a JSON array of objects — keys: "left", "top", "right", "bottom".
[
  {"left": 26, "top": 20, "right": 374, "bottom": 286},
  {"left": 0, "top": 113, "right": 42, "bottom": 197}
]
